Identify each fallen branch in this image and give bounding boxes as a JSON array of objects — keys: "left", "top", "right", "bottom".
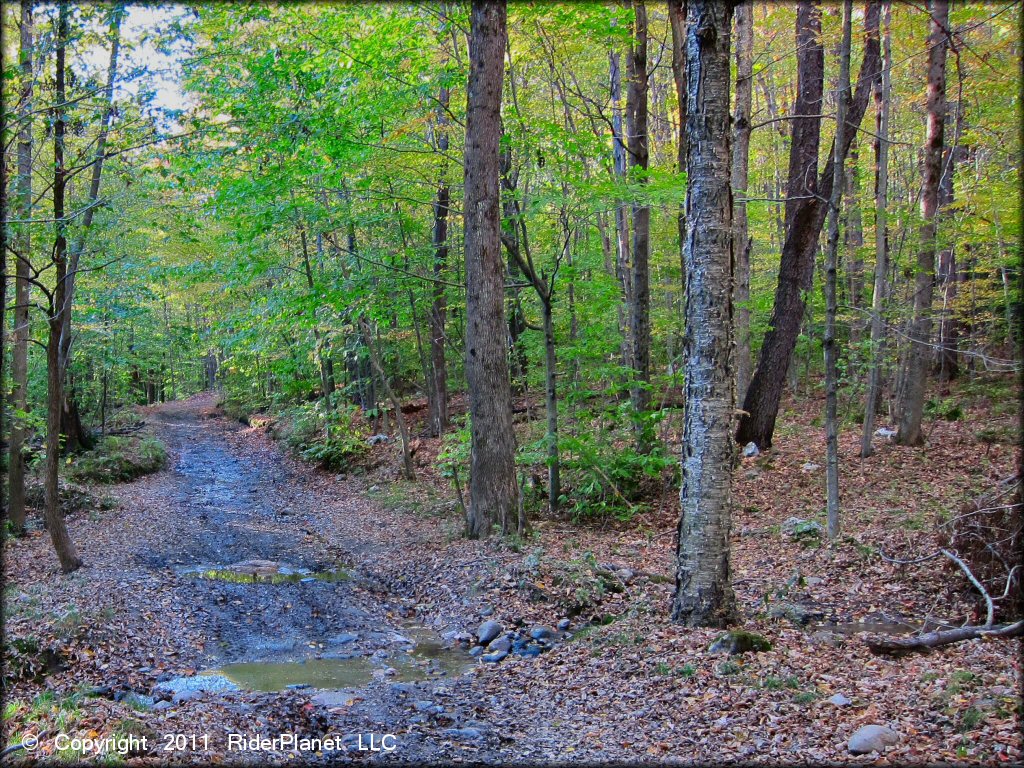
[{"left": 865, "top": 619, "right": 1024, "bottom": 654}]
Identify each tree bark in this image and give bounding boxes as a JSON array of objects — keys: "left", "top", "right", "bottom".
[
  {"left": 672, "top": 0, "right": 736, "bottom": 629},
  {"left": 936, "top": 100, "right": 964, "bottom": 383},
  {"left": 463, "top": 0, "right": 520, "bottom": 539},
  {"left": 7, "top": 0, "right": 33, "bottom": 533},
  {"left": 737, "top": 0, "right": 881, "bottom": 449},
  {"left": 731, "top": 0, "right": 753, "bottom": 406},
  {"left": 627, "top": 0, "right": 652, "bottom": 442},
  {"left": 860, "top": 1, "right": 892, "bottom": 458},
  {"left": 428, "top": 85, "right": 451, "bottom": 437},
  {"left": 897, "top": 0, "right": 948, "bottom": 446},
  {"left": 610, "top": 49, "right": 633, "bottom": 371},
  {"left": 46, "top": 1, "right": 83, "bottom": 573},
  {"left": 824, "top": 0, "right": 852, "bottom": 541}
]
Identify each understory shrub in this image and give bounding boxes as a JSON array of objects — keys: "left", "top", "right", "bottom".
[
  {"left": 278, "top": 401, "right": 369, "bottom": 471},
  {"left": 67, "top": 436, "right": 167, "bottom": 483}
]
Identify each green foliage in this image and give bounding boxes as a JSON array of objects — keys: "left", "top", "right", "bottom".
[
  {"left": 925, "top": 397, "right": 964, "bottom": 422},
  {"left": 67, "top": 436, "right": 168, "bottom": 484},
  {"left": 278, "top": 402, "right": 368, "bottom": 471}
]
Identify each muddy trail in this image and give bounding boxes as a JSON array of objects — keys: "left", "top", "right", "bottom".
[{"left": 111, "top": 396, "right": 503, "bottom": 762}]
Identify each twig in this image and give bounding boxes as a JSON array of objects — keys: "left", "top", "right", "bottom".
[{"left": 941, "top": 548, "right": 994, "bottom": 628}]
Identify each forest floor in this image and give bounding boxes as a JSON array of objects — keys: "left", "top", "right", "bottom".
[{"left": 2, "top": 383, "right": 1021, "bottom": 765}]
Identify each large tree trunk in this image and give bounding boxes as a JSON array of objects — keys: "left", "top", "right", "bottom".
[
  {"left": 463, "top": 0, "right": 520, "bottom": 539},
  {"left": 7, "top": 0, "right": 34, "bottom": 534},
  {"left": 627, "top": 0, "right": 652, "bottom": 441},
  {"left": 860, "top": 1, "right": 892, "bottom": 458},
  {"left": 824, "top": 0, "right": 853, "bottom": 541},
  {"left": 45, "top": 1, "right": 83, "bottom": 574},
  {"left": 897, "top": 0, "right": 948, "bottom": 446},
  {"left": 731, "top": 0, "right": 753, "bottom": 406},
  {"left": 428, "top": 85, "right": 451, "bottom": 437},
  {"left": 672, "top": 0, "right": 736, "bottom": 629},
  {"left": 936, "top": 101, "right": 965, "bottom": 383},
  {"left": 737, "top": 0, "right": 881, "bottom": 449}
]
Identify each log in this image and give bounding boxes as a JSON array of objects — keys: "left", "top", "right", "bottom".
[{"left": 865, "top": 619, "right": 1024, "bottom": 654}]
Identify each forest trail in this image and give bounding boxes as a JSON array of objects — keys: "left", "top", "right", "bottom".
[{"left": 122, "top": 393, "right": 516, "bottom": 760}]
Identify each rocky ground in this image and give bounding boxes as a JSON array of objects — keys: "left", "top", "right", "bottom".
[{"left": 2, "top": 385, "right": 1020, "bottom": 765}]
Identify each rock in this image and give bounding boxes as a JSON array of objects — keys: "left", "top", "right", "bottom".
[
  {"left": 444, "top": 727, "right": 483, "bottom": 740},
  {"left": 616, "top": 568, "right": 635, "bottom": 584},
  {"left": 828, "top": 693, "right": 852, "bottom": 706},
  {"left": 172, "top": 690, "right": 200, "bottom": 705},
  {"left": 89, "top": 685, "right": 114, "bottom": 698},
  {"left": 781, "top": 517, "right": 823, "bottom": 539},
  {"left": 875, "top": 427, "right": 897, "bottom": 438},
  {"left": 805, "top": 576, "right": 823, "bottom": 586},
  {"left": 329, "top": 632, "right": 359, "bottom": 645},
  {"left": 848, "top": 725, "right": 900, "bottom": 754},
  {"left": 487, "top": 635, "right": 512, "bottom": 654},
  {"left": 801, "top": 462, "right": 821, "bottom": 472},
  {"left": 557, "top": 618, "right": 571, "bottom": 631},
  {"left": 708, "top": 631, "right": 772, "bottom": 656},
  {"left": 529, "top": 625, "right": 556, "bottom": 641},
  {"left": 516, "top": 645, "right": 542, "bottom": 658},
  {"left": 481, "top": 650, "right": 508, "bottom": 663},
  {"left": 122, "top": 692, "right": 155, "bottom": 710},
  {"left": 153, "top": 700, "right": 172, "bottom": 711},
  {"left": 368, "top": 434, "right": 389, "bottom": 445},
  {"left": 477, "top": 620, "right": 503, "bottom": 645},
  {"left": 413, "top": 700, "right": 436, "bottom": 712},
  {"left": 479, "top": 605, "right": 494, "bottom": 617},
  {"left": 809, "top": 629, "right": 845, "bottom": 647},
  {"left": 742, "top": 442, "right": 760, "bottom": 457},
  {"left": 768, "top": 602, "right": 822, "bottom": 626},
  {"left": 468, "top": 646, "right": 484, "bottom": 658},
  {"left": 154, "top": 674, "right": 239, "bottom": 698},
  {"left": 286, "top": 683, "right": 311, "bottom": 690}
]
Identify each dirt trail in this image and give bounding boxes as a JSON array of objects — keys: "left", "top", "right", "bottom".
[{"left": 121, "top": 395, "right": 503, "bottom": 762}]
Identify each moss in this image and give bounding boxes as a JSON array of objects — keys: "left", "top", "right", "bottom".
[{"left": 709, "top": 630, "right": 772, "bottom": 655}]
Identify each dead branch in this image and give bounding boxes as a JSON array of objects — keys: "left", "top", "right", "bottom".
[
  {"left": 865, "top": 619, "right": 1024, "bottom": 655},
  {"left": 941, "top": 548, "right": 994, "bottom": 627}
]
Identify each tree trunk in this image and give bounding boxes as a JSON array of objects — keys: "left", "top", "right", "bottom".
[
  {"left": 541, "top": 297, "right": 560, "bottom": 513},
  {"left": 936, "top": 100, "right": 964, "bottom": 383},
  {"left": 860, "top": 0, "right": 892, "bottom": 458},
  {"left": 7, "top": 0, "right": 33, "bottom": 534},
  {"left": 46, "top": 1, "right": 83, "bottom": 574},
  {"left": 824, "top": 0, "right": 852, "bottom": 541},
  {"left": 463, "top": 0, "right": 520, "bottom": 539},
  {"left": 610, "top": 50, "right": 633, "bottom": 370},
  {"left": 428, "top": 85, "right": 451, "bottom": 437},
  {"left": 737, "top": 0, "right": 881, "bottom": 449},
  {"left": 627, "top": 0, "right": 652, "bottom": 441},
  {"left": 672, "top": 0, "right": 736, "bottom": 629},
  {"left": 731, "top": 0, "right": 753, "bottom": 406},
  {"left": 844, "top": 139, "right": 865, "bottom": 322},
  {"left": 358, "top": 318, "right": 415, "bottom": 481},
  {"left": 896, "top": 0, "right": 948, "bottom": 446}
]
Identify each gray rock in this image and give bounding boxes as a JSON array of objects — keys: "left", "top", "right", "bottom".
[
  {"left": 468, "top": 645, "right": 484, "bottom": 657},
  {"left": 445, "top": 728, "right": 483, "bottom": 740},
  {"left": 828, "top": 693, "right": 853, "bottom": 706},
  {"left": 172, "top": 690, "right": 201, "bottom": 704},
  {"left": 616, "top": 568, "right": 635, "bottom": 584},
  {"left": 809, "top": 629, "right": 845, "bottom": 647},
  {"left": 781, "top": 517, "right": 823, "bottom": 539},
  {"left": 529, "top": 625, "right": 556, "bottom": 641},
  {"left": 153, "top": 700, "right": 172, "bottom": 711},
  {"left": 805, "top": 576, "right": 823, "bottom": 586},
  {"left": 479, "top": 605, "right": 494, "bottom": 617},
  {"left": 412, "top": 700, "right": 436, "bottom": 712},
  {"left": 154, "top": 674, "right": 239, "bottom": 697},
  {"left": 742, "top": 442, "right": 760, "bottom": 457},
  {"left": 875, "top": 427, "right": 897, "bottom": 438},
  {"left": 330, "top": 632, "right": 359, "bottom": 645},
  {"left": 477, "top": 620, "right": 503, "bottom": 645},
  {"left": 368, "top": 434, "right": 389, "bottom": 445},
  {"left": 801, "top": 462, "right": 821, "bottom": 472},
  {"left": 768, "top": 602, "right": 822, "bottom": 626},
  {"left": 122, "top": 692, "right": 155, "bottom": 710},
  {"left": 481, "top": 650, "right": 508, "bottom": 663},
  {"left": 848, "top": 724, "right": 900, "bottom": 754},
  {"left": 487, "top": 635, "right": 512, "bottom": 654},
  {"left": 557, "top": 618, "right": 571, "bottom": 631}
]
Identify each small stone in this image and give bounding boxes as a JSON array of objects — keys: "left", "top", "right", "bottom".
[
  {"left": 369, "top": 484, "right": 380, "bottom": 492},
  {"left": 828, "top": 693, "right": 852, "bottom": 706},
  {"left": 330, "top": 633, "right": 359, "bottom": 645},
  {"left": 616, "top": 568, "right": 635, "bottom": 584},
  {"left": 801, "top": 462, "right": 821, "bottom": 472},
  {"left": 809, "top": 629, "right": 845, "bottom": 647},
  {"left": 444, "top": 727, "right": 483, "bottom": 740},
  {"left": 875, "top": 427, "right": 897, "bottom": 438},
  {"left": 516, "top": 645, "right": 542, "bottom": 658},
  {"left": 477, "top": 620, "right": 503, "bottom": 645},
  {"left": 557, "top": 618, "right": 571, "bottom": 631},
  {"left": 481, "top": 650, "right": 508, "bottom": 663},
  {"left": 487, "top": 635, "right": 513, "bottom": 654},
  {"left": 413, "top": 700, "right": 435, "bottom": 711},
  {"left": 848, "top": 724, "right": 900, "bottom": 754},
  {"left": 153, "top": 700, "right": 172, "bottom": 711},
  {"left": 782, "top": 517, "right": 823, "bottom": 539},
  {"left": 468, "top": 646, "right": 484, "bottom": 657},
  {"left": 806, "top": 576, "right": 823, "bottom": 586},
  {"left": 479, "top": 605, "right": 494, "bottom": 617},
  {"left": 742, "top": 442, "right": 760, "bottom": 457},
  {"left": 529, "top": 626, "right": 556, "bottom": 641}
]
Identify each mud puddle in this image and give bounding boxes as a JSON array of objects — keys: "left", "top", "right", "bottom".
[{"left": 178, "top": 559, "right": 349, "bottom": 584}]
